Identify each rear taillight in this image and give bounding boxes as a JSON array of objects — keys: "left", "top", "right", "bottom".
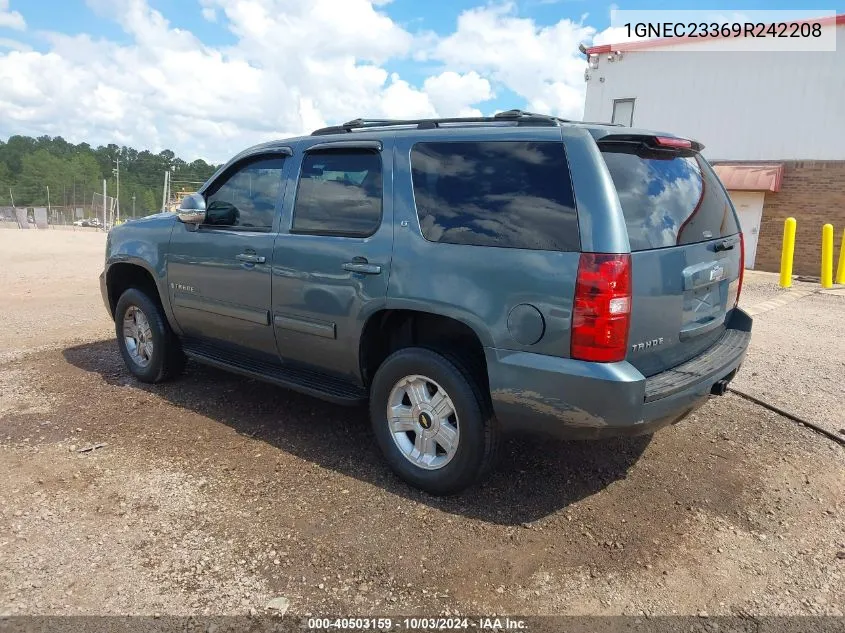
[
  {"left": 736, "top": 232, "right": 745, "bottom": 306},
  {"left": 728, "top": 232, "right": 745, "bottom": 309},
  {"left": 571, "top": 253, "right": 632, "bottom": 363}
]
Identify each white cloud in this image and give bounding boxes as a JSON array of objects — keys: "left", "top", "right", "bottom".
[
  {"left": 211, "top": 0, "right": 413, "bottom": 65},
  {"left": 0, "top": 0, "right": 602, "bottom": 161},
  {"left": 0, "top": 0, "right": 431, "bottom": 160},
  {"left": 428, "top": 3, "right": 595, "bottom": 119},
  {"left": 0, "top": 37, "right": 28, "bottom": 51},
  {"left": 422, "top": 71, "right": 493, "bottom": 117},
  {"left": 0, "top": 0, "right": 25, "bottom": 30},
  {"left": 379, "top": 74, "right": 436, "bottom": 119}
]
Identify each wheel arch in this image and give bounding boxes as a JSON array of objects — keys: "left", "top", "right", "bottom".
[
  {"left": 359, "top": 307, "right": 490, "bottom": 390},
  {"left": 105, "top": 260, "right": 177, "bottom": 330}
]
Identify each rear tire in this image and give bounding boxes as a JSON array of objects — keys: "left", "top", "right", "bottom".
[
  {"left": 369, "top": 347, "right": 499, "bottom": 495},
  {"left": 115, "top": 287, "right": 185, "bottom": 383}
]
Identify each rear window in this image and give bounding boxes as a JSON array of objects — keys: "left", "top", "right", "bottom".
[
  {"left": 410, "top": 141, "right": 579, "bottom": 251},
  {"left": 601, "top": 147, "right": 739, "bottom": 251}
]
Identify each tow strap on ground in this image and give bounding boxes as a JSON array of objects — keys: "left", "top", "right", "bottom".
[{"left": 728, "top": 387, "right": 845, "bottom": 447}]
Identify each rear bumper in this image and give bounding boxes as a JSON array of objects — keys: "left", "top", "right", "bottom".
[{"left": 486, "top": 308, "right": 752, "bottom": 439}]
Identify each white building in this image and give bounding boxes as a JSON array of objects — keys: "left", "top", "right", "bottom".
[{"left": 583, "top": 15, "right": 845, "bottom": 275}]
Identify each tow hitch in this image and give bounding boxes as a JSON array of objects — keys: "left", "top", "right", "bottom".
[
  {"left": 710, "top": 369, "right": 737, "bottom": 396},
  {"left": 711, "top": 379, "right": 729, "bottom": 396}
]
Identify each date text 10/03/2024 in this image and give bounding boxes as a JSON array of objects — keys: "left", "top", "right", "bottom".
[{"left": 306, "top": 617, "right": 528, "bottom": 630}]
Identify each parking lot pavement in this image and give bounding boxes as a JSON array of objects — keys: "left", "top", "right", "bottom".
[
  {"left": 0, "top": 231, "right": 843, "bottom": 617},
  {"left": 735, "top": 272, "right": 845, "bottom": 438}
]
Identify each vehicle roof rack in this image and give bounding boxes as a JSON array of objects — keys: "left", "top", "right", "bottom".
[{"left": 310, "top": 110, "right": 575, "bottom": 136}]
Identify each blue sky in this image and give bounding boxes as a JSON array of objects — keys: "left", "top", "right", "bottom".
[
  {"left": 0, "top": 0, "right": 840, "bottom": 161},
  {"left": 16, "top": 0, "right": 837, "bottom": 40},
  {"left": 15, "top": 0, "right": 837, "bottom": 49}
]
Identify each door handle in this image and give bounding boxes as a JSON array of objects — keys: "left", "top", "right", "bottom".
[
  {"left": 342, "top": 258, "right": 381, "bottom": 275},
  {"left": 236, "top": 253, "right": 266, "bottom": 264},
  {"left": 714, "top": 239, "right": 736, "bottom": 252}
]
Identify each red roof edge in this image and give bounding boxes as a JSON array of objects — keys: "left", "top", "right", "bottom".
[
  {"left": 585, "top": 13, "right": 844, "bottom": 55},
  {"left": 712, "top": 163, "right": 785, "bottom": 193}
]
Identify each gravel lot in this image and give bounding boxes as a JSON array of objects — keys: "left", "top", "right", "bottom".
[
  {"left": 733, "top": 272, "right": 845, "bottom": 438},
  {"left": 1, "top": 229, "right": 843, "bottom": 617},
  {"left": 736, "top": 270, "right": 813, "bottom": 308},
  {"left": 0, "top": 229, "right": 112, "bottom": 363}
]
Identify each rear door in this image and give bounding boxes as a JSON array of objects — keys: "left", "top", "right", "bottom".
[
  {"left": 599, "top": 139, "right": 742, "bottom": 377},
  {"left": 271, "top": 138, "right": 393, "bottom": 383}
]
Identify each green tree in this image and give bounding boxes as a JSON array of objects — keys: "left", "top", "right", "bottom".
[
  {"left": 0, "top": 161, "right": 10, "bottom": 189},
  {"left": 0, "top": 134, "right": 218, "bottom": 217},
  {"left": 141, "top": 189, "right": 159, "bottom": 214}
]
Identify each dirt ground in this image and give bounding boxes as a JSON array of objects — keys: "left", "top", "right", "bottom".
[
  {"left": 732, "top": 271, "right": 845, "bottom": 438},
  {"left": 0, "top": 229, "right": 843, "bottom": 617},
  {"left": 0, "top": 229, "right": 113, "bottom": 363}
]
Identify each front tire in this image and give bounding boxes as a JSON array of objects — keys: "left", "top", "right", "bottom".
[
  {"left": 115, "top": 287, "right": 185, "bottom": 383},
  {"left": 369, "top": 347, "right": 499, "bottom": 495}
]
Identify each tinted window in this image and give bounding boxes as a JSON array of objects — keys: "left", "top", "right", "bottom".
[
  {"left": 292, "top": 150, "right": 382, "bottom": 236},
  {"left": 601, "top": 147, "right": 739, "bottom": 251},
  {"left": 205, "top": 157, "right": 284, "bottom": 230},
  {"left": 411, "top": 141, "right": 579, "bottom": 251}
]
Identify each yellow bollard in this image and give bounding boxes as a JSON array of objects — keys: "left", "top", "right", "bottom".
[
  {"left": 779, "top": 217, "right": 796, "bottom": 288},
  {"left": 821, "top": 224, "right": 834, "bottom": 288},
  {"left": 836, "top": 229, "right": 845, "bottom": 285}
]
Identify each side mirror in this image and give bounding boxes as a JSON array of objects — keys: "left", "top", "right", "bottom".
[{"left": 176, "top": 193, "right": 207, "bottom": 224}]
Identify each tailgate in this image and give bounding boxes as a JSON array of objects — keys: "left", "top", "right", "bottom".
[
  {"left": 629, "top": 239, "right": 741, "bottom": 376},
  {"left": 599, "top": 138, "right": 742, "bottom": 377}
]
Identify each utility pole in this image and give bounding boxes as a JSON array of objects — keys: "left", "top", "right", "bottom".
[
  {"left": 169, "top": 166, "right": 175, "bottom": 209},
  {"left": 46, "top": 186, "right": 51, "bottom": 213},
  {"left": 161, "top": 170, "right": 169, "bottom": 212},
  {"left": 9, "top": 187, "right": 15, "bottom": 208},
  {"left": 102, "top": 179, "right": 107, "bottom": 230},
  {"left": 113, "top": 158, "right": 120, "bottom": 224},
  {"left": 132, "top": 194, "right": 136, "bottom": 218}
]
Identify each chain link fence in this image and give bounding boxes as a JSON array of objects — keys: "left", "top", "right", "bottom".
[{"left": 0, "top": 195, "right": 116, "bottom": 231}]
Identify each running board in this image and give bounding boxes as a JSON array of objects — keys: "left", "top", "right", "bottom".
[{"left": 181, "top": 339, "right": 367, "bottom": 406}]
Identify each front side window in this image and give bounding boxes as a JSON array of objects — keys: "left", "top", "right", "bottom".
[
  {"left": 410, "top": 141, "right": 579, "bottom": 251},
  {"left": 292, "top": 150, "right": 383, "bottom": 237},
  {"left": 204, "top": 157, "right": 284, "bottom": 230}
]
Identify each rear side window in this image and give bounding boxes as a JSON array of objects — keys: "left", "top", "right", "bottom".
[
  {"left": 601, "top": 147, "right": 739, "bottom": 251},
  {"left": 410, "top": 141, "right": 579, "bottom": 251},
  {"left": 292, "top": 150, "right": 382, "bottom": 237}
]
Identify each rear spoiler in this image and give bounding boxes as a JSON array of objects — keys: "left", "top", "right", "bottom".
[{"left": 597, "top": 133, "right": 705, "bottom": 153}]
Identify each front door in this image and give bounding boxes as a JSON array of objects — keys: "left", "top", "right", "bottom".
[
  {"left": 168, "top": 154, "right": 287, "bottom": 356},
  {"left": 728, "top": 191, "right": 764, "bottom": 269},
  {"left": 271, "top": 138, "right": 393, "bottom": 383}
]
